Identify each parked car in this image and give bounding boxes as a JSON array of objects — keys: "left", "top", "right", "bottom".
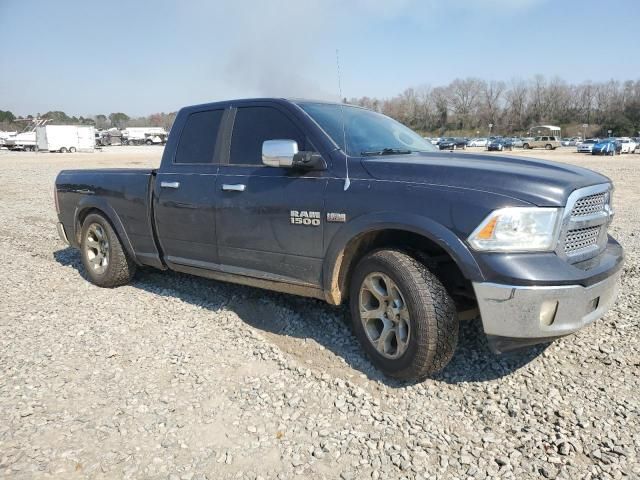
[
  {"left": 592, "top": 139, "right": 621, "bottom": 156},
  {"left": 487, "top": 138, "right": 513, "bottom": 151},
  {"left": 617, "top": 138, "right": 637, "bottom": 154},
  {"left": 522, "top": 136, "right": 561, "bottom": 150},
  {"left": 54, "top": 98, "right": 623, "bottom": 380},
  {"left": 510, "top": 137, "right": 524, "bottom": 148},
  {"left": 468, "top": 138, "right": 489, "bottom": 147},
  {"left": 430, "top": 137, "right": 441, "bottom": 145},
  {"left": 577, "top": 139, "right": 600, "bottom": 153},
  {"left": 438, "top": 137, "right": 467, "bottom": 150}
]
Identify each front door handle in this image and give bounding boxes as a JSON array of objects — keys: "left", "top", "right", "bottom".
[
  {"left": 222, "top": 184, "right": 246, "bottom": 192},
  {"left": 160, "top": 181, "right": 180, "bottom": 189}
]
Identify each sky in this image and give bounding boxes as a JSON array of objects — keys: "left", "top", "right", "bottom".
[{"left": 1, "top": 0, "right": 638, "bottom": 117}]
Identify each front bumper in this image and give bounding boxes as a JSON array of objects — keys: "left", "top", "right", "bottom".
[{"left": 473, "top": 269, "right": 621, "bottom": 349}]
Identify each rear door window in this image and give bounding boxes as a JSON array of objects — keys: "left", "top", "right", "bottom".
[{"left": 174, "top": 109, "right": 224, "bottom": 164}]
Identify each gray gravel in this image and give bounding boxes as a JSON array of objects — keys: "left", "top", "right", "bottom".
[{"left": 0, "top": 147, "right": 638, "bottom": 479}]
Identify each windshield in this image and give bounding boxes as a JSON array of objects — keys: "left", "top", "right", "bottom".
[{"left": 297, "top": 102, "right": 436, "bottom": 156}]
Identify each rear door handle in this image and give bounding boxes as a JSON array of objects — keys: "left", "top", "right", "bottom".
[
  {"left": 160, "top": 181, "right": 180, "bottom": 189},
  {"left": 222, "top": 184, "right": 246, "bottom": 192}
]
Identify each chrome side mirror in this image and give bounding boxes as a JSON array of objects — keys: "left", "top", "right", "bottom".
[{"left": 262, "top": 139, "right": 298, "bottom": 168}]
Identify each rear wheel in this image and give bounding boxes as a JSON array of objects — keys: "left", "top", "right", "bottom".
[
  {"left": 523, "top": 143, "right": 530, "bottom": 149},
  {"left": 60, "top": 147, "right": 68, "bottom": 153},
  {"left": 69, "top": 146, "right": 76, "bottom": 153},
  {"left": 545, "top": 144, "right": 553, "bottom": 150},
  {"left": 81, "top": 213, "right": 136, "bottom": 287},
  {"left": 349, "top": 249, "right": 458, "bottom": 380}
]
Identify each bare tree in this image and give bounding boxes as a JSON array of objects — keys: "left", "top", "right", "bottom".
[{"left": 449, "top": 78, "right": 482, "bottom": 129}]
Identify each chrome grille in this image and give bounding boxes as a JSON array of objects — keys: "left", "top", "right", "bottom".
[
  {"left": 571, "top": 192, "right": 606, "bottom": 217},
  {"left": 557, "top": 184, "right": 613, "bottom": 263},
  {"left": 564, "top": 226, "right": 601, "bottom": 254}
]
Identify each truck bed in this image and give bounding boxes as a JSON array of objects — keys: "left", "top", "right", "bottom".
[{"left": 56, "top": 168, "right": 163, "bottom": 268}]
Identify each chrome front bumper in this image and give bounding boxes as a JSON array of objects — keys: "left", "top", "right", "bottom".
[
  {"left": 473, "top": 271, "right": 621, "bottom": 340},
  {"left": 56, "top": 222, "right": 70, "bottom": 245}
]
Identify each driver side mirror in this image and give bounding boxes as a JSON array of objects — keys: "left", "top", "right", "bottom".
[{"left": 262, "top": 139, "right": 326, "bottom": 171}]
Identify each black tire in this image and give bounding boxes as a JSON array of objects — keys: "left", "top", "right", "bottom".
[
  {"left": 80, "top": 213, "right": 136, "bottom": 287},
  {"left": 545, "top": 144, "right": 552, "bottom": 150},
  {"left": 145, "top": 139, "right": 153, "bottom": 145},
  {"left": 60, "top": 147, "right": 67, "bottom": 153},
  {"left": 69, "top": 147, "right": 76, "bottom": 153},
  {"left": 349, "top": 249, "right": 458, "bottom": 380},
  {"left": 523, "top": 143, "right": 529, "bottom": 149}
]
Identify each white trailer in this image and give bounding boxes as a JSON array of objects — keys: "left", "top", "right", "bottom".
[
  {"left": 36, "top": 125, "right": 95, "bottom": 153},
  {"left": 122, "top": 127, "right": 168, "bottom": 145}
]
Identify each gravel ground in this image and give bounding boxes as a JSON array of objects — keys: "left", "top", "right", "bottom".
[{"left": 0, "top": 146, "right": 638, "bottom": 479}]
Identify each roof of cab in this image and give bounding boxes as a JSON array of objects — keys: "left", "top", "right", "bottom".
[{"left": 180, "top": 97, "right": 360, "bottom": 112}]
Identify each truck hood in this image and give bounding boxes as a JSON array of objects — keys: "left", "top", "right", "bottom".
[{"left": 360, "top": 152, "right": 610, "bottom": 206}]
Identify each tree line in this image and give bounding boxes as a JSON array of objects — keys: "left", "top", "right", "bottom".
[
  {"left": 0, "top": 110, "right": 177, "bottom": 132},
  {"left": 3, "top": 76, "right": 640, "bottom": 137},
  {"left": 349, "top": 76, "right": 640, "bottom": 138}
]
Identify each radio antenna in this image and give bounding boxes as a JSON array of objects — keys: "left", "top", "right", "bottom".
[{"left": 335, "top": 49, "right": 350, "bottom": 191}]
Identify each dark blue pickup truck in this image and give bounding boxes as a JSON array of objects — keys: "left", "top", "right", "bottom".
[{"left": 54, "top": 98, "right": 623, "bottom": 379}]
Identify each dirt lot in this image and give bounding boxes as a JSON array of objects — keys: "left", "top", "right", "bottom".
[{"left": 0, "top": 146, "right": 638, "bottom": 479}]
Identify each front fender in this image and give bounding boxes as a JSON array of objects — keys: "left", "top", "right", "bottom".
[
  {"left": 73, "top": 196, "right": 139, "bottom": 264},
  {"left": 322, "top": 211, "right": 484, "bottom": 303}
]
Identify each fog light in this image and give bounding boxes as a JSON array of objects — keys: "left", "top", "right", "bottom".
[{"left": 539, "top": 300, "right": 559, "bottom": 326}]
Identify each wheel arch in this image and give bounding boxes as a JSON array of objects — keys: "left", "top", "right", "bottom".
[
  {"left": 73, "top": 198, "right": 139, "bottom": 264},
  {"left": 322, "top": 213, "right": 483, "bottom": 305}
]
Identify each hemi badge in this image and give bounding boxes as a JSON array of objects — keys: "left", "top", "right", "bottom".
[{"left": 327, "top": 212, "right": 346, "bottom": 223}]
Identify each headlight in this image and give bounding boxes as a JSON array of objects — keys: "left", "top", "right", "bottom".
[{"left": 468, "top": 207, "right": 561, "bottom": 252}]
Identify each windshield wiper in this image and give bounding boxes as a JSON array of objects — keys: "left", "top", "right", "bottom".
[{"left": 360, "top": 148, "right": 413, "bottom": 156}]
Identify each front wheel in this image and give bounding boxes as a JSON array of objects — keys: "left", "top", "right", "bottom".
[
  {"left": 69, "top": 146, "right": 76, "bottom": 153},
  {"left": 545, "top": 144, "right": 553, "bottom": 150},
  {"left": 522, "top": 143, "right": 529, "bottom": 149},
  {"left": 60, "top": 147, "right": 68, "bottom": 153},
  {"left": 349, "top": 250, "right": 458, "bottom": 380},
  {"left": 81, "top": 213, "right": 136, "bottom": 287}
]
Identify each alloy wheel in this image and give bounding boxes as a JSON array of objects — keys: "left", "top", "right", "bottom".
[
  {"left": 359, "top": 272, "right": 411, "bottom": 359},
  {"left": 85, "top": 223, "right": 109, "bottom": 274}
]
